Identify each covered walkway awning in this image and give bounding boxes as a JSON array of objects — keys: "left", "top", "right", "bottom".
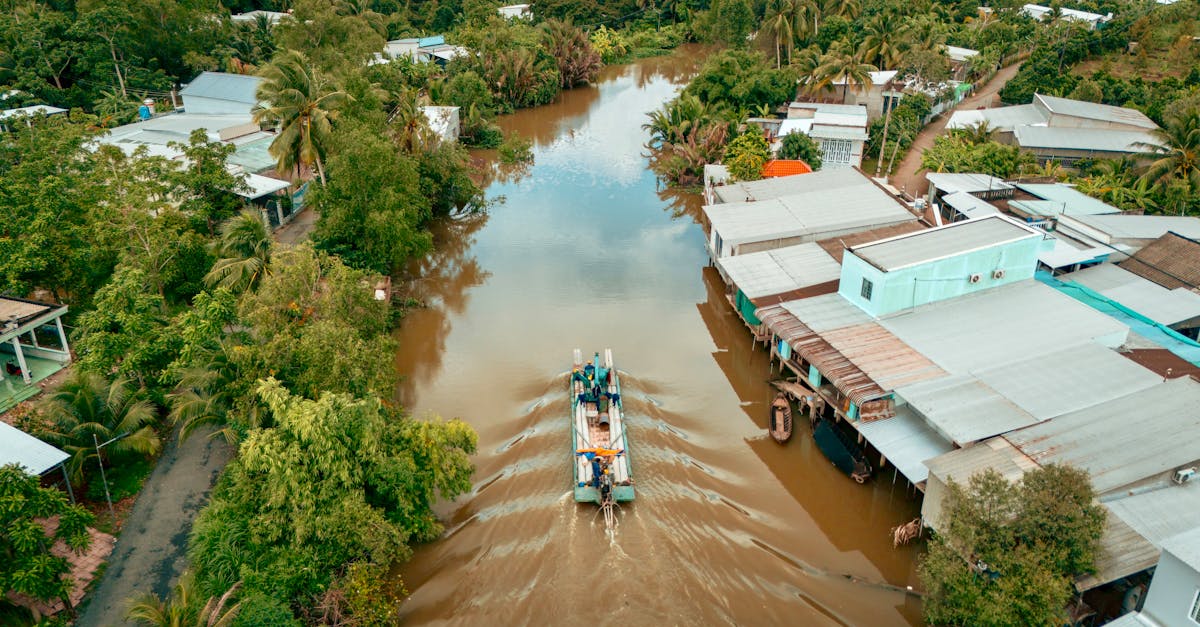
[
  {"left": 856, "top": 405, "right": 954, "bottom": 486},
  {"left": 0, "top": 422, "right": 69, "bottom": 476}
]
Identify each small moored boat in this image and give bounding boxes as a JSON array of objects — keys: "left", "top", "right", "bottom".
[
  {"left": 768, "top": 393, "right": 793, "bottom": 443},
  {"left": 813, "top": 418, "right": 872, "bottom": 484},
  {"left": 571, "top": 349, "right": 634, "bottom": 505}
]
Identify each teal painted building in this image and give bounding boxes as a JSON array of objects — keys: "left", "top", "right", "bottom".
[{"left": 838, "top": 216, "right": 1050, "bottom": 317}]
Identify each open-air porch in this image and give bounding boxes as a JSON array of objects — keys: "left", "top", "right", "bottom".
[{"left": 1, "top": 296, "right": 71, "bottom": 413}]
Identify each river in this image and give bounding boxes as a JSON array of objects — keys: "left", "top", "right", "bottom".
[{"left": 393, "top": 48, "right": 925, "bottom": 626}]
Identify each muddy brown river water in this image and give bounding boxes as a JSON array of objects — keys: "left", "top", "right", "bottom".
[{"left": 393, "top": 48, "right": 926, "bottom": 626}]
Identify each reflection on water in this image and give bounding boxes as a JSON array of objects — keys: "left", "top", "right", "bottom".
[{"left": 393, "top": 46, "right": 924, "bottom": 626}]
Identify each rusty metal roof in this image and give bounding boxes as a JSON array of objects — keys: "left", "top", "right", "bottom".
[
  {"left": 1119, "top": 231, "right": 1200, "bottom": 291},
  {"left": 757, "top": 296, "right": 945, "bottom": 404}
]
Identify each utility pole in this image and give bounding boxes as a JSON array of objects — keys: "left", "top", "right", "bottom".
[{"left": 93, "top": 432, "right": 128, "bottom": 521}]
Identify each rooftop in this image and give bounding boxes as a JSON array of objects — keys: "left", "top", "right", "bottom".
[
  {"left": 1062, "top": 214, "right": 1200, "bottom": 243},
  {"left": 1106, "top": 480, "right": 1200, "bottom": 553},
  {"left": 1161, "top": 526, "right": 1200, "bottom": 573},
  {"left": 897, "top": 373, "right": 1040, "bottom": 445},
  {"left": 1013, "top": 126, "right": 1162, "bottom": 153},
  {"left": 180, "top": 71, "right": 262, "bottom": 105},
  {"left": 946, "top": 104, "right": 1047, "bottom": 133},
  {"left": 1061, "top": 263, "right": 1200, "bottom": 327},
  {"left": 101, "top": 113, "right": 256, "bottom": 149},
  {"left": 1014, "top": 183, "right": 1122, "bottom": 216},
  {"left": 712, "top": 168, "right": 877, "bottom": 204},
  {"left": 0, "top": 296, "right": 56, "bottom": 327},
  {"left": 816, "top": 221, "right": 928, "bottom": 263},
  {"left": 0, "top": 422, "right": 69, "bottom": 476},
  {"left": 856, "top": 404, "right": 954, "bottom": 485},
  {"left": 761, "top": 159, "right": 813, "bottom": 178},
  {"left": 1034, "top": 93, "right": 1157, "bottom": 130},
  {"left": 716, "top": 243, "right": 840, "bottom": 302},
  {"left": 0, "top": 105, "right": 67, "bottom": 121},
  {"left": 926, "top": 172, "right": 1015, "bottom": 195},
  {"left": 1119, "top": 232, "right": 1200, "bottom": 291},
  {"left": 849, "top": 215, "right": 1040, "bottom": 272},
  {"left": 1003, "top": 376, "right": 1200, "bottom": 495},
  {"left": 945, "top": 45, "right": 980, "bottom": 61},
  {"left": 940, "top": 191, "right": 1000, "bottom": 219}
]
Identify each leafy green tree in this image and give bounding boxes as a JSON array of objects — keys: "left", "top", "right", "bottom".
[
  {"left": 724, "top": 131, "right": 771, "bottom": 181},
  {"left": 204, "top": 212, "right": 272, "bottom": 295},
  {"left": 813, "top": 43, "right": 877, "bottom": 104},
  {"left": 74, "top": 266, "right": 173, "bottom": 387},
  {"left": 253, "top": 50, "right": 352, "bottom": 185},
  {"left": 1138, "top": 107, "right": 1200, "bottom": 210},
  {"left": 699, "top": 0, "right": 755, "bottom": 47},
  {"left": 36, "top": 371, "right": 161, "bottom": 485},
  {"left": 919, "top": 465, "right": 1104, "bottom": 627},
  {"left": 188, "top": 379, "right": 477, "bottom": 606},
  {"left": 442, "top": 70, "right": 496, "bottom": 116},
  {"left": 922, "top": 134, "right": 1034, "bottom": 178},
  {"left": 1068, "top": 78, "right": 1104, "bottom": 103},
  {"left": 590, "top": 25, "right": 630, "bottom": 64},
  {"left": 272, "top": 0, "right": 386, "bottom": 72},
  {"left": 0, "top": 464, "right": 94, "bottom": 617},
  {"left": 170, "top": 130, "right": 249, "bottom": 236},
  {"left": 778, "top": 132, "right": 824, "bottom": 170},
  {"left": 683, "top": 49, "right": 797, "bottom": 111}
]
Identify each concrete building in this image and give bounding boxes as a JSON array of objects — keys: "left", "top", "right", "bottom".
[
  {"left": 1111, "top": 527, "right": 1200, "bottom": 627},
  {"left": 1022, "top": 3, "right": 1113, "bottom": 29},
  {"left": 779, "top": 103, "right": 869, "bottom": 168},
  {"left": 179, "top": 71, "right": 262, "bottom": 115},
  {"left": 497, "top": 3, "right": 532, "bottom": 19},
  {"left": 801, "top": 70, "right": 902, "bottom": 120}
]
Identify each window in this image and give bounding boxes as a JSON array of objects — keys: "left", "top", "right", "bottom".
[
  {"left": 819, "top": 138, "right": 853, "bottom": 166},
  {"left": 1190, "top": 589, "right": 1200, "bottom": 623},
  {"left": 861, "top": 278, "right": 873, "bottom": 301}
]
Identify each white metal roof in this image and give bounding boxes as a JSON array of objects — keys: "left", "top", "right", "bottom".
[
  {"left": 1022, "top": 4, "right": 1112, "bottom": 24},
  {"left": 779, "top": 292, "right": 874, "bottom": 332},
  {"left": 946, "top": 104, "right": 1047, "bottom": 132},
  {"left": 0, "top": 104, "right": 67, "bottom": 120},
  {"left": 712, "top": 168, "right": 877, "bottom": 203},
  {"left": 705, "top": 176, "right": 915, "bottom": 247},
  {"left": 1014, "top": 126, "right": 1161, "bottom": 152},
  {"left": 941, "top": 191, "right": 1000, "bottom": 219},
  {"left": 101, "top": 113, "right": 255, "bottom": 148},
  {"left": 180, "top": 72, "right": 262, "bottom": 105},
  {"left": 849, "top": 215, "right": 1039, "bottom": 271},
  {"left": 0, "top": 422, "right": 69, "bottom": 476},
  {"left": 926, "top": 172, "right": 1015, "bottom": 195},
  {"left": 945, "top": 45, "right": 979, "bottom": 61},
  {"left": 1004, "top": 377, "right": 1200, "bottom": 495},
  {"left": 856, "top": 404, "right": 954, "bottom": 484},
  {"left": 810, "top": 124, "right": 870, "bottom": 141},
  {"left": 1063, "top": 263, "right": 1200, "bottom": 326},
  {"left": 897, "top": 373, "right": 1040, "bottom": 445},
  {"left": 230, "top": 10, "right": 288, "bottom": 22},
  {"left": 879, "top": 279, "right": 1130, "bottom": 373},
  {"left": 833, "top": 70, "right": 897, "bottom": 86},
  {"left": 1161, "top": 526, "right": 1200, "bottom": 573},
  {"left": 788, "top": 102, "right": 869, "bottom": 117},
  {"left": 1016, "top": 183, "right": 1122, "bottom": 215},
  {"left": 1038, "top": 233, "right": 1110, "bottom": 269},
  {"left": 1034, "top": 94, "right": 1156, "bottom": 130},
  {"left": 716, "top": 243, "right": 841, "bottom": 300},
  {"left": 1106, "top": 481, "right": 1200, "bottom": 554},
  {"left": 237, "top": 172, "right": 290, "bottom": 199},
  {"left": 1063, "top": 214, "right": 1200, "bottom": 242}
]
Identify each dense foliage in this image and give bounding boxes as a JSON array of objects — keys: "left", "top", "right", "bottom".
[
  {"left": 778, "top": 131, "right": 824, "bottom": 170},
  {"left": 920, "top": 465, "right": 1105, "bottom": 627}
]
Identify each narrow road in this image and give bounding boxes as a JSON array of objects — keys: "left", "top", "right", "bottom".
[
  {"left": 77, "top": 427, "right": 232, "bottom": 627},
  {"left": 273, "top": 206, "right": 318, "bottom": 245},
  {"left": 887, "top": 62, "right": 1024, "bottom": 198}
]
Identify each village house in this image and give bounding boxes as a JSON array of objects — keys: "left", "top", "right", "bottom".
[
  {"left": 422, "top": 106, "right": 462, "bottom": 143},
  {"left": 376, "top": 35, "right": 467, "bottom": 67},
  {"left": 1119, "top": 232, "right": 1200, "bottom": 294},
  {"left": 0, "top": 104, "right": 67, "bottom": 132},
  {"left": 802, "top": 70, "right": 902, "bottom": 120},
  {"left": 947, "top": 93, "right": 1162, "bottom": 165},
  {"left": 497, "top": 4, "right": 532, "bottom": 19},
  {"left": 1021, "top": 3, "right": 1113, "bottom": 29},
  {"left": 780, "top": 103, "right": 869, "bottom": 168},
  {"left": 945, "top": 45, "right": 980, "bottom": 81},
  {"left": 1, "top": 296, "right": 71, "bottom": 414}
]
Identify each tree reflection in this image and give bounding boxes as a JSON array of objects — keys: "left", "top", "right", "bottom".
[
  {"left": 393, "top": 212, "right": 492, "bottom": 406},
  {"left": 657, "top": 184, "right": 704, "bottom": 222}
]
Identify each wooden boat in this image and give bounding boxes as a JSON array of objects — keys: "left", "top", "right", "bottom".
[
  {"left": 812, "top": 418, "right": 872, "bottom": 484},
  {"left": 571, "top": 349, "right": 634, "bottom": 504},
  {"left": 768, "top": 393, "right": 793, "bottom": 443}
]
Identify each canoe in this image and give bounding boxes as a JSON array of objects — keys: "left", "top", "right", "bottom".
[
  {"left": 768, "top": 393, "right": 793, "bottom": 443},
  {"left": 813, "top": 418, "right": 872, "bottom": 484},
  {"left": 571, "top": 349, "right": 635, "bottom": 504}
]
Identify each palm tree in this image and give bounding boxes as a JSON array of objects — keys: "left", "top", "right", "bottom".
[
  {"left": 860, "top": 17, "right": 904, "bottom": 69},
  {"left": 958, "top": 120, "right": 998, "bottom": 145},
  {"left": 1138, "top": 108, "right": 1200, "bottom": 202},
  {"left": 127, "top": 572, "right": 241, "bottom": 627},
  {"left": 253, "top": 50, "right": 351, "bottom": 185},
  {"left": 204, "top": 211, "right": 272, "bottom": 294},
  {"left": 37, "top": 371, "right": 160, "bottom": 485},
  {"left": 764, "top": 0, "right": 799, "bottom": 68},
  {"left": 815, "top": 45, "right": 877, "bottom": 104},
  {"left": 793, "top": 45, "right": 823, "bottom": 94}
]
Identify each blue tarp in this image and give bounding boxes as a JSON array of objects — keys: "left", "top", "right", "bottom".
[{"left": 1037, "top": 270, "right": 1200, "bottom": 366}]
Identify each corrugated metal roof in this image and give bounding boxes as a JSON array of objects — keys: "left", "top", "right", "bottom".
[
  {"left": 1063, "top": 263, "right": 1200, "bottom": 326},
  {"left": 1003, "top": 377, "right": 1200, "bottom": 495},
  {"left": 705, "top": 180, "right": 916, "bottom": 248},
  {"left": 180, "top": 72, "right": 262, "bottom": 105},
  {"left": 1106, "top": 481, "right": 1200, "bottom": 552},
  {"left": 925, "top": 172, "right": 1015, "bottom": 195},
  {"left": 1162, "top": 526, "right": 1200, "bottom": 573},
  {"left": 712, "top": 168, "right": 877, "bottom": 204},
  {"left": 856, "top": 404, "right": 954, "bottom": 484},
  {"left": 879, "top": 280, "right": 1130, "bottom": 373},
  {"left": 102, "top": 113, "right": 255, "bottom": 147},
  {"left": 1066, "top": 214, "right": 1200, "bottom": 241},
  {"left": 1013, "top": 183, "right": 1122, "bottom": 215},
  {"left": 941, "top": 191, "right": 1000, "bottom": 219},
  {"left": 0, "top": 105, "right": 67, "bottom": 120},
  {"left": 1014, "top": 125, "right": 1161, "bottom": 152},
  {"left": 1119, "top": 232, "right": 1200, "bottom": 290},
  {"left": 1035, "top": 94, "right": 1157, "bottom": 130},
  {"left": 0, "top": 422, "right": 69, "bottom": 476},
  {"left": 716, "top": 243, "right": 840, "bottom": 300},
  {"left": 897, "top": 374, "right": 1039, "bottom": 445},
  {"left": 810, "top": 124, "right": 869, "bottom": 141},
  {"left": 850, "top": 215, "right": 1039, "bottom": 271},
  {"left": 758, "top": 294, "right": 946, "bottom": 403},
  {"left": 946, "top": 104, "right": 1047, "bottom": 132},
  {"left": 1102, "top": 613, "right": 1155, "bottom": 627},
  {"left": 816, "top": 222, "right": 929, "bottom": 263},
  {"left": 0, "top": 297, "right": 52, "bottom": 326},
  {"left": 945, "top": 45, "right": 979, "bottom": 61},
  {"left": 1079, "top": 505, "right": 1162, "bottom": 591},
  {"left": 925, "top": 437, "right": 1033, "bottom": 485},
  {"left": 788, "top": 102, "right": 868, "bottom": 116},
  {"left": 237, "top": 172, "right": 290, "bottom": 199},
  {"left": 1037, "top": 233, "right": 1109, "bottom": 269}
]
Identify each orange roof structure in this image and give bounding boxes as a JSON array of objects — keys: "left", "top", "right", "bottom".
[{"left": 761, "top": 159, "right": 813, "bottom": 178}]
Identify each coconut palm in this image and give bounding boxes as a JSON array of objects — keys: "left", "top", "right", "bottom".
[
  {"left": 958, "top": 120, "right": 998, "bottom": 145},
  {"left": 764, "top": 0, "right": 800, "bottom": 68},
  {"left": 860, "top": 17, "right": 905, "bottom": 69},
  {"left": 814, "top": 44, "right": 877, "bottom": 104},
  {"left": 204, "top": 211, "right": 272, "bottom": 294},
  {"left": 793, "top": 45, "right": 824, "bottom": 93},
  {"left": 253, "top": 50, "right": 351, "bottom": 185},
  {"left": 127, "top": 572, "right": 241, "bottom": 627},
  {"left": 1137, "top": 108, "right": 1200, "bottom": 199},
  {"left": 37, "top": 371, "right": 160, "bottom": 485}
]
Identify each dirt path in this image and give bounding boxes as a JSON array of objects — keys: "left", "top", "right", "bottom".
[
  {"left": 77, "top": 427, "right": 232, "bottom": 627},
  {"left": 887, "top": 62, "right": 1024, "bottom": 198},
  {"left": 273, "top": 207, "right": 318, "bottom": 246}
]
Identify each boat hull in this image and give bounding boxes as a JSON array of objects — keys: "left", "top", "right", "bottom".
[
  {"left": 571, "top": 349, "right": 635, "bottom": 503},
  {"left": 813, "top": 419, "right": 872, "bottom": 483}
]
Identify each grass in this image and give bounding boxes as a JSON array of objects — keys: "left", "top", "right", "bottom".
[
  {"left": 85, "top": 456, "right": 155, "bottom": 504},
  {"left": 1074, "top": 4, "right": 1200, "bottom": 81}
]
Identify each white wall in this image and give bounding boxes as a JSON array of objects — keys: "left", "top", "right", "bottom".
[{"left": 1142, "top": 550, "right": 1200, "bottom": 627}]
